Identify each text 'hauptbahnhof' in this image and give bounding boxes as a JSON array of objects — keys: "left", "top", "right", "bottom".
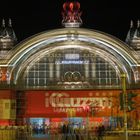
[{"left": 0, "top": 1, "right": 140, "bottom": 134}]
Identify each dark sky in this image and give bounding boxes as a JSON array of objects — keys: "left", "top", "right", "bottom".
[{"left": 1, "top": 0, "right": 140, "bottom": 42}]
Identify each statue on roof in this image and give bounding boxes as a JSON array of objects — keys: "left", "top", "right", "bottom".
[{"left": 62, "top": 1, "right": 82, "bottom": 27}]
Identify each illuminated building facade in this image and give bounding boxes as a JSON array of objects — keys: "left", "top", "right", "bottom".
[{"left": 0, "top": 1, "right": 140, "bottom": 129}]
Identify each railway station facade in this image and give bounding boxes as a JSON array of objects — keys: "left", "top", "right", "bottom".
[{"left": 0, "top": 1, "right": 140, "bottom": 130}]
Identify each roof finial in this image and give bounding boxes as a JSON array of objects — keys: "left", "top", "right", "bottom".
[
  {"left": 8, "top": 18, "right": 12, "bottom": 27},
  {"left": 130, "top": 20, "right": 133, "bottom": 28},
  {"left": 125, "top": 20, "right": 135, "bottom": 45},
  {"left": 2, "top": 19, "right": 5, "bottom": 27},
  {"left": 137, "top": 20, "right": 140, "bottom": 28},
  {"left": 62, "top": 1, "right": 82, "bottom": 27},
  {"left": 133, "top": 20, "right": 140, "bottom": 38}
]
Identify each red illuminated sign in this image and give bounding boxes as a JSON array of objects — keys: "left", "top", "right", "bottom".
[{"left": 25, "top": 90, "right": 119, "bottom": 118}]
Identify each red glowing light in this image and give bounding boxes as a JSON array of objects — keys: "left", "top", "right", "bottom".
[{"left": 70, "top": 2, "right": 74, "bottom": 11}]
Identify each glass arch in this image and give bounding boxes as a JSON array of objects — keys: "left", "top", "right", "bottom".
[{"left": 4, "top": 28, "right": 139, "bottom": 87}]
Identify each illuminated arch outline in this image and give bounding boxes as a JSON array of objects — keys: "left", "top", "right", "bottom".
[{"left": 1, "top": 28, "right": 139, "bottom": 84}]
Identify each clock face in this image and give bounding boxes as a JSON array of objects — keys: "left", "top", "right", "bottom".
[
  {"left": 72, "top": 71, "right": 81, "bottom": 82},
  {"left": 64, "top": 72, "right": 73, "bottom": 82},
  {"left": 64, "top": 71, "right": 81, "bottom": 82}
]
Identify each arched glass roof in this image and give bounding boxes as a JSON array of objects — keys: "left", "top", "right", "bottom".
[{"left": 0, "top": 28, "right": 139, "bottom": 85}]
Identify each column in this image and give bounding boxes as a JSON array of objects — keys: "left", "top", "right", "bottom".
[
  {"left": 56, "top": 60, "right": 60, "bottom": 80},
  {"left": 91, "top": 55, "right": 96, "bottom": 79},
  {"left": 49, "top": 56, "right": 54, "bottom": 80},
  {"left": 84, "top": 59, "right": 89, "bottom": 79}
]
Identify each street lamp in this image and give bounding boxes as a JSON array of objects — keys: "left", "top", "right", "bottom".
[{"left": 121, "top": 74, "right": 128, "bottom": 140}]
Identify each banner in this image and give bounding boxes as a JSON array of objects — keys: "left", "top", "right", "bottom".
[
  {"left": 0, "top": 99, "right": 16, "bottom": 119},
  {"left": 25, "top": 90, "right": 119, "bottom": 117}
]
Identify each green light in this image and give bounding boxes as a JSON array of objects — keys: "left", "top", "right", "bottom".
[
  {"left": 127, "top": 92, "right": 137, "bottom": 111},
  {"left": 119, "top": 92, "right": 124, "bottom": 110}
]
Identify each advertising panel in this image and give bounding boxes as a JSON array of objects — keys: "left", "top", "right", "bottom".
[
  {"left": 0, "top": 99, "right": 16, "bottom": 119},
  {"left": 25, "top": 90, "right": 119, "bottom": 117}
]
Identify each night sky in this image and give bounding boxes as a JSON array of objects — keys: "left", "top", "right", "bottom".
[{"left": 1, "top": 0, "right": 140, "bottom": 42}]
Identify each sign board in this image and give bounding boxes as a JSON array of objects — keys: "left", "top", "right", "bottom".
[
  {"left": 0, "top": 99, "right": 16, "bottom": 119},
  {"left": 25, "top": 90, "right": 118, "bottom": 117}
]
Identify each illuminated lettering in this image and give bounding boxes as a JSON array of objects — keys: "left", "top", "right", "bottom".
[
  {"left": 65, "top": 54, "right": 80, "bottom": 59},
  {"left": 45, "top": 92, "right": 112, "bottom": 108},
  {"left": 61, "top": 60, "right": 83, "bottom": 64}
]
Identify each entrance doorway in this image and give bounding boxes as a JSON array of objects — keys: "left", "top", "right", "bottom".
[{"left": 30, "top": 118, "right": 48, "bottom": 135}]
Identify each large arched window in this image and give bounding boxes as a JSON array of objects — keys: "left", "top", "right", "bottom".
[
  {"left": 3, "top": 28, "right": 139, "bottom": 89},
  {"left": 23, "top": 48, "right": 120, "bottom": 89}
]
